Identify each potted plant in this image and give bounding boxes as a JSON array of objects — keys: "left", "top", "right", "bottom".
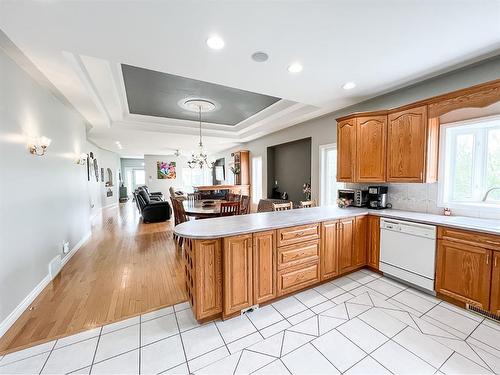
[{"left": 302, "top": 182, "right": 311, "bottom": 201}]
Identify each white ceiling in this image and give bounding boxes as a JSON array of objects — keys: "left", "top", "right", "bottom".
[{"left": 1, "top": 0, "right": 499, "bottom": 157}]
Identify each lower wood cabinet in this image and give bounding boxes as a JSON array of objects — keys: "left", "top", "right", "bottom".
[
  {"left": 277, "top": 262, "right": 320, "bottom": 296},
  {"left": 195, "top": 239, "right": 223, "bottom": 319},
  {"left": 223, "top": 235, "right": 253, "bottom": 316},
  {"left": 353, "top": 216, "right": 368, "bottom": 267},
  {"left": 367, "top": 216, "right": 380, "bottom": 269},
  {"left": 490, "top": 252, "right": 500, "bottom": 315},
  {"left": 339, "top": 217, "right": 355, "bottom": 273},
  {"left": 436, "top": 239, "right": 492, "bottom": 309},
  {"left": 321, "top": 221, "right": 339, "bottom": 280},
  {"left": 253, "top": 231, "right": 276, "bottom": 304}
]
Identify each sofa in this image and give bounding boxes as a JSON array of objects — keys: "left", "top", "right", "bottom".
[{"left": 134, "top": 188, "right": 171, "bottom": 223}]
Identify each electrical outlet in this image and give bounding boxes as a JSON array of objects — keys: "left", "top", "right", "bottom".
[{"left": 62, "top": 241, "right": 70, "bottom": 254}]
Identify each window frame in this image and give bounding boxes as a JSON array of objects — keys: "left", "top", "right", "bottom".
[
  {"left": 319, "top": 143, "right": 344, "bottom": 206},
  {"left": 438, "top": 114, "right": 500, "bottom": 210}
]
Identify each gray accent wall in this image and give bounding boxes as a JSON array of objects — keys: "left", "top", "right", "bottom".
[
  {"left": 0, "top": 46, "right": 119, "bottom": 329},
  {"left": 267, "top": 138, "right": 311, "bottom": 203},
  {"left": 234, "top": 55, "right": 500, "bottom": 205}
]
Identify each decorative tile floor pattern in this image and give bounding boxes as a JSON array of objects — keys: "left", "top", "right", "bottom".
[{"left": 1, "top": 270, "right": 499, "bottom": 374}]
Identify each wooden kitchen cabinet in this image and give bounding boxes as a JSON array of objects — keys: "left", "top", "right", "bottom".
[
  {"left": 337, "top": 119, "right": 356, "bottom": 182},
  {"left": 490, "top": 252, "right": 500, "bottom": 316},
  {"left": 253, "top": 231, "right": 276, "bottom": 304},
  {"left": 435, "top": 239, "right": 492, "bottom": 309},
  {"left": 338, "top": 217, "right": 356, "bottom": 273},
  {"left": 194, "top": 239, "right": 223, "bottom": 319},
  {"left": 353, "top": 216, "right": 368, "bottom": 267},
  {"left": 367, "top": 216, "right": 380, "bottom": 269},
  {"left": 355, "top": 115, "right": 387, "bottom": 182},
  {"left": 387, "top": 106, "right": 438, "bottom": 182},
  {"left": 223, "top": 235, "right": 253, "bottom": 316},
  {"left": 321, "top": 221, "right": 339, "bottom": 280}
]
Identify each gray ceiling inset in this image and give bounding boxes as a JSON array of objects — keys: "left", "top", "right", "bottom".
[{"left": 122, "top": 64, "right": 281, "bottom": 126}]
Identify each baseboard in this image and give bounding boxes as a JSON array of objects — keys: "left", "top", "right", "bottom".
[
  {"left": 0, "top": 274, "right": 51, "bottom": 338},
  {"left": 61, "top": 231, "right": 91, "bottom": 267},
  {"left": 0, "top": 231, "right": 91, "bottom": 339}
]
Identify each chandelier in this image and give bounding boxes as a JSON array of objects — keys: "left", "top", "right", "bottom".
[{"left": 185, "top": 99, "right": 216, "bottom": 169}]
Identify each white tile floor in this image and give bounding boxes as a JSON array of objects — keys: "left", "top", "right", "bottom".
[{"left": 1, "top": 269, "right": 499, "bottom": 374}]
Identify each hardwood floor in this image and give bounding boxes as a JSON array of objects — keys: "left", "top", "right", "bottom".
[{"left": 0, "top": 202, "right": 187, "bottom": 355}]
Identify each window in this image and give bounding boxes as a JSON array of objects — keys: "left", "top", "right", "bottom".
[
  {"left": 319, "top": 144, "right": 344, "bottom": 206},
  {"left": 439, "top": 115, "right": 500, "bottom": 207},
  {"left": 251, "top": 156, "right": 263, "bottom": 204},
  {"left": 182, "top": 167, "right": 212, "bottom": 189}
]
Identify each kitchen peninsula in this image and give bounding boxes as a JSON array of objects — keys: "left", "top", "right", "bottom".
[{"left": 174, "top": 207, "right": 500, "bottom": 322}]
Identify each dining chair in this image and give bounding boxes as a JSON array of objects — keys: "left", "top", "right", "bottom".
[
  {"left": 172, "top": 198, "right": 190, "bottom": 251},
  {"left": 299, "top": 200, "right": 317, "bottom": 208},
  {"left": 220, "top": 201, "right": 241, "bottom": 216},
  {"left": 240, "top": 195, "right": 250, "bottom": 214},
  {"left": 227, "top": 193, "right": 241, "bottom": 202},
  {"left": 272, "top": 202, "right": 294, "bottom": 211}
]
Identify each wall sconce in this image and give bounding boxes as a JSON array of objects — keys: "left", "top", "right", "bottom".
[
  {"left": 76, "top": 153, "right": 87, "bottom": 165},
  {"left": 28, "top": 136, "right": 52, "bottom": 156}
]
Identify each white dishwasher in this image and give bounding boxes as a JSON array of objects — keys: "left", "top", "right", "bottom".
[{"left": 379, "top": 218, "right": 437, "bottom": 292}]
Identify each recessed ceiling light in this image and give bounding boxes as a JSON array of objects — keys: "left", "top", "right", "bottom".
[
  {"left": 251, "top": 51, "right": 269, "bottom": 62},
  {"left": 115, "top": 141, "right": 120, "bottom": 145},
  {"left": 342, "top": 82, "right": 357, "bottom": 90},
  {"left": 287, "top": 62, "right": 303, "bottom": 73},
  {"left": 206, "top": 35, "right": 225, "bottom": 50}
]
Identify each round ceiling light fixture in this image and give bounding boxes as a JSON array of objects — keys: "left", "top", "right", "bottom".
[
  {"left": 342, "top": 82, "right": 357, "bottom": 90},
  {"left": 287, "top": 62, "right": 303, "bottom": 73},
  {"left": 251, "top": 51, "right": 269, "bottom": 62},
  {"left": 179, "top": 98, "right": 217, "bottom": 113},
  {"left": 206, "top": 35, "right": 225, "bottom": 50}
]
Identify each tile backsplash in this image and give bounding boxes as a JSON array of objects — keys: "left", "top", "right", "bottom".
[{"left": 346, "top": 183, "right": 500, "bottom": 220}]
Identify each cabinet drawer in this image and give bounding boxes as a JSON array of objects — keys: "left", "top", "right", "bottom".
[
  {"left": 278, "top": 240, "right": 319, "bottom": 270},
  {"left": 277, "top": 224, "right": 320, "bottom": 247},
  {"left": 438, "top": 227, "right": 500, "bottom": 251},
  {"left": 278, "top": 262, "right": 320, "bottom": 296}
]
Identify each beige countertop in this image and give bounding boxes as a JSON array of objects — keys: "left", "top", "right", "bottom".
[{"left": 174, "top": 206, "right": 500, "bottom": 239}]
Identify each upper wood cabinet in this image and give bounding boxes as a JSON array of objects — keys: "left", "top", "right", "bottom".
[
  {"left": 490, "top": 252, "right": 500, "bottom": 316},
  {"left": 253, "top": 231, "right": 276, "bottom": 304},
  {"left": 436, "top": 239, "right": 492, "bottom": 309},
  {"left": 223, "top": 235, "right": 253, "bottom": 317},
  {"left": 321, "top": 221, "right": 339, "bottom": 280},
  {"left": 355, "top": 116, "right": 387, "bottom": 182},
  {"left": 387, "top": 106, "right": 438, "bottom": 183},
  {"left": 337, "top": 119, "right": 356, "bottom": 182},
  {"left": 367, "top": 216, "right": 380, "bottom": 269}
]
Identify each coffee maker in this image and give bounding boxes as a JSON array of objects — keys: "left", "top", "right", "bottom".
[{"left": 368, "top": 186, "right": 389, "bottom": 209}]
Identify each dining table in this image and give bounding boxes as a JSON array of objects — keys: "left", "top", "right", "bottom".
[{"left": 182, "top": 199, "right": 226, "bottom": 219}]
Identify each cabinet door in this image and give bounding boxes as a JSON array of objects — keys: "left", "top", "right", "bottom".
[
  {"left": 387, "top": 106, "right": 427, "bottom": 182},
  {"left": 253, "top": 231, "right": 276, "bottom": 304},
  {"left": 355, "top": 115, "right": 387, "bottom": 182},
  {"left": 490, "top": 252, "right": 500, "bottom": 315},
  {"left": 321, "top": 221, "right": 339, "bottom": 280},
  {"left": 367, "top": 216, "right": 380, "bottom": 269},
  {"left": 436, "top": 240, "right": 492, "bottom": 309},
  {"left": 195, "top": 239, "right": 222, "bottom": 319},
  {"left": 337, "top": 119, "right": 356, "bottom": 182},
  {"left": 339, "top": 217, "right": 356, "bottom": 273},
  {"left": 354, "top": 216, "right": 368, "bottom": 267},
  {"left": 223, "top": 235, "right": 253, "bottom": 316}
]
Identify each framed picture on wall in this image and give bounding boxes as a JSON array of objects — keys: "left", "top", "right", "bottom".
[
  {"left": 100, "top": 168, "right": 104, "bottom": 182},
  {"left": 157, "top": 161, "right": 176, "bottom": 179}
]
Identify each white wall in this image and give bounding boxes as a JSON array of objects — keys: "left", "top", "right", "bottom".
[
  {"left": 0, "top": 46, "right": 95, "bottom": 328},
  {"left": 228, "top": 56, "right": 500, "bottom": 215},
  {"left": 144, "top": 154, "right": 188, "bottom": 198}
]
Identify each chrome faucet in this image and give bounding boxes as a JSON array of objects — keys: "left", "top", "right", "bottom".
[{"left": 482, "top": 187, "right": 500, "bottom": 201}]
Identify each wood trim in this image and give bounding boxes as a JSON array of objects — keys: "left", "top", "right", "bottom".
[{"left": 336, "top": 78, "right": 500, "bottom": 122}]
